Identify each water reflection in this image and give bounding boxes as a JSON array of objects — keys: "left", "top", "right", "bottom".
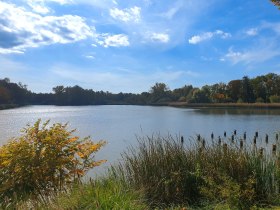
[{"left": 195, "top": 108, "right": 280, "bottom": 115}]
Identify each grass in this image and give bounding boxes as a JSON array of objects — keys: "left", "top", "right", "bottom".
[
  {"left": 115, "top": 133, "right": 280, "bottom": 209},
  {"left": 2, "top": 132, "right": 280, "bottom": 209},
  {"left": 6, "top": 175, "right": 147, "bottom": 210}
]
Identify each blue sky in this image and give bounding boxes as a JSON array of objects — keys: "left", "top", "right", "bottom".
[{"left": 0, "top": 0, "right": 280, "bottom": 93}]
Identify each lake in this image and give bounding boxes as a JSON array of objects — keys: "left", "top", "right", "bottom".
[{"left": 1, "top": 105, "right": 280, "bottom": 176}]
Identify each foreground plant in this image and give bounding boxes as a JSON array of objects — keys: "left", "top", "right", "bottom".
[
  {"left": 0, "top": 119, "right": 106, "bottom": 205},
  {"left": 116, "top": 135, "right": 280, "bottom": 208}
]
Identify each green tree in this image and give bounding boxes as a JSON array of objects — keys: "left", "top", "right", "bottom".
[
  {"left": 240, "top": 76, "right": 255, "bottom": 103},
  {"left": 227, "top": 80, "right": 242, "bottom": 102},
  {"left": 191, "top": 88, "right": 211, "bottom": 103},
  {"left": 150, "top": 83, "right": 170, "bottom": 103}
]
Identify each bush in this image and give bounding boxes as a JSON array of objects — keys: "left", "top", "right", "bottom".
[
  {"left": 256, "top": 97, "right": 265, "bottom": 103},
  {"left": 269, "top": 95, "right": 280, "bottom": 103},
  {"left": 0, "top": 119, "right": 106, "bottom": 204}
]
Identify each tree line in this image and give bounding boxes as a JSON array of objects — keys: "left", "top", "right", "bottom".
[{"left": 1, "top": 73, "right": 280, "bottom": 107}]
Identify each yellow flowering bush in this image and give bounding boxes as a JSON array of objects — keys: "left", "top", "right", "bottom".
[{"left": 0, "top": 119, "right": 106, "bottom": 200}]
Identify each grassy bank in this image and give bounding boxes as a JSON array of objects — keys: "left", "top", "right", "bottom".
[
  {"left": 169, "top": 102, "right": 280, "bottom": 109},
  {"left": 11, "top": 175, "right": 147, "bottom": 210},
  {"left": 115, "top": 134, "right": 280, "bottom": 209},
  {"left": 2, "top": 128, "right": 280, "bottom": 209}
]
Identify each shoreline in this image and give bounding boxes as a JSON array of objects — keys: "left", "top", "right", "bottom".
[
  {"left": 0, "top": 104, "right": 20, "bottom": 110},
  {"left": 168, "top": 102, "right": 280, "bottom": 109},
  {"left": 2, "top": 103, "right": 280, "bottom": 110}
]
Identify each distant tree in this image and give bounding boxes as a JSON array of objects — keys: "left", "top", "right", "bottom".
[
  {"left": 240, "top": 76, "right": 255, "bottom": 103},
  {"left": 210, "top": 83, "right": 227, "bottom": 103},
  {"left": 172, "top": 85, "right": 193, "bottom": 101},
  {"left": 0, "top": 87, "right": 11, "bottom": 104},
  {"left": 227, "top": 80, "right": 242, "bottom": 102},
  {"left": 251, "top": 76, "right": 268, "bottom": 102},
  {"left": 190, "top": 88, "right": 211, "bottom": 103},
  {"left": 150, "top": 83, "right": 170, "bottom": 103}
]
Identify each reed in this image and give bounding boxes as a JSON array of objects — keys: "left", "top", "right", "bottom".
[{"left": 116, "top": 133, "right": 280, "bottom": 208}]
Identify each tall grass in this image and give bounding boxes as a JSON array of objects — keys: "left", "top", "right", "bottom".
[
  {"left": 6, "top": 175, "right": 147, "bottom": 210},
  {"left": 116, "top": 134, "right": 280, "bottom": 209}
]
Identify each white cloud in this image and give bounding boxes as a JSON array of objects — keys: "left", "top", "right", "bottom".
[
  {"left": 160, "top": 1, "right": 184, "bottom": 20},
  {"left": 84, "top": 55, "right": 95, "bottom": 59},
  {"left": 188, "top": 30, "right": 231, "bottom": 44},
  {"left": 110, "top": 7, "right": 141, "bottom": 23},
  {"left": 26, "top": 0, "right": 73, "bottom": 14},
  {"left": 97, "top": 34, "right": 129, "bottom": 48},
  {"left": 222, "top": 46, "right": 280, "bottom": 64},
  {"left": 246, "top": 28, "right": 258, "bottom": 36},
  {"left": 0, "top": 2, "right": 94, "bottom": 54},
  {"left": 148, "top": 32, "right": 170, "bottom": 43}
]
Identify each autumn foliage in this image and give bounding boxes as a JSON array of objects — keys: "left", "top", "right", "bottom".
[{"left": 0, "top": 120, "right": 106, "bottom": 201}]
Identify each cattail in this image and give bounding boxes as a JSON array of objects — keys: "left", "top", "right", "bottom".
[
  {"left": 218, "top": 136, "right": 221, "bottom": 145},
  {"left": 265, "top": 134, "right": 268, "bottom": 144},
  {"left": 234, "top": 129, "right": 237, "bottom": 135},
  {"left": 243, "top": 132, "right": 246, "bottom": 140},
  {"left": 276, "top": 133, "right": 279, "bottom": 141},
  {"left": 197, "top": 134, "right": 201, "bottom": 141},
  {"left": 272, "top": 144, "right": 277, "bottom": 154},
  {"left": 202, "top": 139, "right": 206, "bottom": 148},
  {"left": 224, "top": 131, "right": 227, "bottom": 137},
  {"left": 253, "top": 136, "right": 257, "bottom": 145},
  {"left": 181, "top": 136, "right": 184, "bottom": 144},
  {"left": 211, "top": 132, "right": 214, "bottom": 140},
  {"left": 240, "top": 140, "right": 244, "bottom": 149},
  {"left": 231, "top": 135, "right": 234, "bottom": 142},
  {"left": 255, "top": 131, "right": 258, "bottom": 138}
]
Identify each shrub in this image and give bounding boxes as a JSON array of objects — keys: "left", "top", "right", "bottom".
[
  {"left": 256, "top": 97, "right": 265, "bottom": 103},
  {"left": 269, "top": 95, "right": 280, "bottom": 103},
  {"left": 0, "top": 119, "right": 106, "bottom": 204}
]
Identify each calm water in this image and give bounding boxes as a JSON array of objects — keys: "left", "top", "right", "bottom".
[{"left": 1, "top": 105, "right": 280, "bottom": 176}]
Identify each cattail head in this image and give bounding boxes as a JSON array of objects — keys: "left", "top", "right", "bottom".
[
  {"left": 234, "top": 129, "right": 237, "bottom": 135},
  {"left": 224, "top": 131, "right": 227, "bottom": 137},
  {"left": 181, "top": 136, "right": 184, "bottom": 144},
  {"left": 276, "top": 133, "right": 279, "bottom": 141},
  {"left": 265, "top": 134, "right": 268, "bottom": 144},
  {"left": 218, "top": 136, "right": 221, "bottom": 145},
  {"left": 197, "top": 134, "right": 201, "bottom": 141},
  {"left": 255, "top": 131, "right": 259, "bottom": 138},
  {"left": 202, "top": 139, "right": 206, "bottom": 148},
  {"left": 253, "top": 136, "right": 257, "bottom": 144},
  {"left": 211, "top": 132, "right": 214, "bottom": 140},
  {"left": 243, "top": 132, "right": 246, "bottom": 140}
]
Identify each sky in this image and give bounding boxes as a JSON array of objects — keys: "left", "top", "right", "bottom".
[{"left": 0, "top": 0, "right": 280, "bottom": 93}]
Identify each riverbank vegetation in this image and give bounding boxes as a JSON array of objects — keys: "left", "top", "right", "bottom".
[
  {"left": 2, "top": 121, "right": 280, "bottom": 209},
  {"left": 0, "top": 120, "right": 106, "bottom": 209},
  {"left": 1, "top": 73, "right": 280, "bottom": 108}
]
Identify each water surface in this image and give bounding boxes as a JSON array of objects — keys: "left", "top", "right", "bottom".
[{"left": 1, "top": 105, "right": 280, "bottom": 175}]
